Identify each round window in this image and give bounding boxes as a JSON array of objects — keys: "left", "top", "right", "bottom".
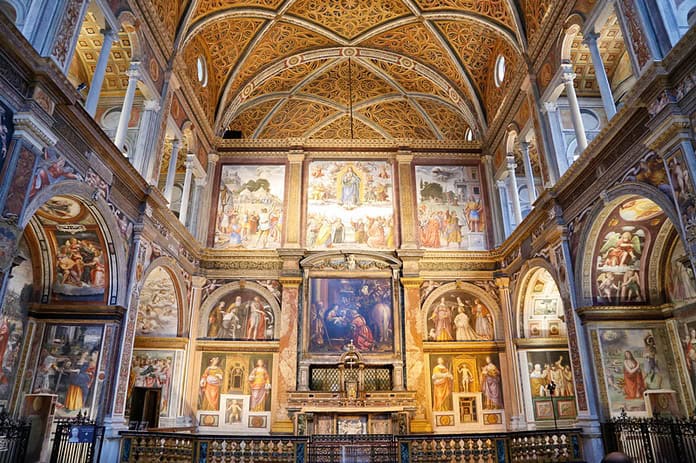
[
  {"left": 197, "top": 55, "right": 208, "bottom": 87},
  {"left": 494, "top": 55, "right": 506, "bottom": 88}
]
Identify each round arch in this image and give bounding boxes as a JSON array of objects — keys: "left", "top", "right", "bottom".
[
  {"left": 136, "top": 257, "right": 189, "bottom": 337},
  {"left": 20, "top": 180, "right": 129, "bottom": 307},
  {"left": 513, "top": 260, "right": 568, "bottom": 340},
  {"left": 198, "top": 281, "right": 282, "bottom": 339},
  {"left": 116, "top": 11, "right": 143, "bottom": 61},
  {"left": 421, "top": 281, "right": 503, "bottom": 341},
  {"left": 574, "top": 182, "right": 683, "bottom": 307}
]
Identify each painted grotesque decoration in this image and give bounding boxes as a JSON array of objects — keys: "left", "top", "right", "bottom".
[
  {"left": 197, "top": 352, "right": 273, "bottom": 431},
  {"left": 136, "top": 267, "right": 178, "bottom": 337},
  {"left": 596, "top": 327, "right": 679, "bottom": 416},
  {"left": 666, "top": 240, "right": 696, "bottom": 302},
  {"left": 33, "top": 324, "right": 104, "bottom": 417},
  {"left": 306, "top": 161, "right": 395, "bottom": 249},
  {"left": 525, "top": 351, "right": 577, "bottom": 421},
  {"left": 425, "top": 290, "right": 495, "bottom": 342},
  {"left": 203, "top": 288, "right": 275, "bottom": 340},
  {"left": 214, "top": 165, "right": 285, "bottom": 250},
  {"left": 308, "top": 278, "right": 393, "bottom": 353},
  {"left": 0, "top": 238, "right": 31, "bottom": 403},
  {"left": 127, "top": 350, "right": 175, "bottom": 416},
  {"left": 665, "top": 150, "right": 696, "bottom": 244},
  {"left": 523, "top": 269, "right": 566, "bottom": 338},
  {"left": 593, "top": 197, "right": 666, "bottom": 305},
  {"left": 416, "top": 165, "right": 487, "bottom": 250},
  {"left": 0, "top": 100, "right": 14, "bottom": 174},
  {"left": 430, "top": 353, "right": 504, "bottom": 428}
]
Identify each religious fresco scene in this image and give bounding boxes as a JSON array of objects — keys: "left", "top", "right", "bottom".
[
  {"left": 306, "top": 161, "right": 395, "bottom": 250},
  {"left": 416, "top": 165, "right": 487, "bottom": 250},
  {"left": 0, "top": 1, "right": 695, "bottom": 461},
  {"left": 214, "top": 165, "right": 285, "bottom": 250}
]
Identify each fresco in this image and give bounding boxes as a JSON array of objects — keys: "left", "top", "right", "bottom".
[
  {"left": 198, "top": 352, "right": 273, "bottom": 419},
  {"left": 214, "top": 165, "right": 285, "bottom": 250},
  {"left": 523, "top": 269, "right": 566, "bottom": 338},
  {"left": 308, "top": 278, "right": 393, "bottom": 353},
  {"left": 429, "top": 353, "right": 504, "bottom": 418},
  {"left": 593, "top": 197, "right": 666, "bottom": 305},
  {"left": 0, "top": 238, "right": 32, "bottom": 403},
  {"left": 28, "top": 147, "right": 82, "bottom": 199},
  {"left": 50, "top": 229, "right": 106, "bottom": 301},
  {"left": 306, "top": 161, "right": 394, "bottom": 250},
  {"left": 136, "top": 267, "right": 178, "bottom": 337},
  {"left": 525, "top": 351, "right": 577, "bottom": 421},
  {"left": 425, "top": 290, "right": 494, "bottom": 341},
  {"left": 203, "top": 288, "right": 275, "bottom": 340},
  {"left": 666, "top": 151, "right": 696, "bottom": 249},
  {"left": 33, "top": 324, "right": 104, "bottom": 417},
  {"left": 0, "top": 100, "right": 14, "bottom": 174},
  {"left": 666, "top": 240, "right": 696, "bottom": 302},
  {"left": 127, "top": 350, "right": 175, "bottom": 416},
  {"left": 37, "top": 196, "right": 86, "bottom": 222},
  {"left": 596, "top": 328, "right": 675, "bottom": 416},
  {"left": 415, "top": 165, "right": 487, "bottom": 250}
]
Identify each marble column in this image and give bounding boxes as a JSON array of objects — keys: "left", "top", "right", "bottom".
[
  {"left": 178, "top": 156, "right": 194, "bottom": 226},
  {"left": 542, "top": 101, "right": 570, "bottom": 174},
  {"left": 85, "top": 28, "right": 118, "bottom": 116},
  {"left": 132, "top": 99, "right": 161, "bottom": 177},
  {"left": 283, "top": 150, "right": 304, "bottom": 247},
  {"left": 519, "top": 141, "right": 537, "bottom": 204},
  {"left": 496, "top": 277, "right": 525, "bottom": 430},
  {"left": 506, "top": 155, "right": 523, "bottom": 225},
  {"left": 163, "top": 139, "right": 181, "bottom": 205},
  {"left": 483, "top": 155, "right": 505, "bottom": 246},
  {"left": 561, "top": 63, "right": 588, "bottom": 154},
  {"left": 189, "top": 176, "right": 206, "bottom": 237},
  {"left": 113, "top": 62, "right": 141, "bottom": 153},
  {"left": 396, "top": 151, "right": 418, "bottom": 248},
  {"left": 584, "top": 32, "right": 617, "bottom": 119},
  {"left": 197, "top": 153, "right": 218, "bottom": 243},
  {"left": 496, "top": 180, "right": 512, "bottom": 237}
]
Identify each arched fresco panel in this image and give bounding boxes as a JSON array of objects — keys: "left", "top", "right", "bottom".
[
  {"left": 424, "top": 289, "right": 495, "bottom": 341},
  {"left": 136, "top": 267, "right": 179, "bottom": 337},
  {"left": 666, "top": 238, "right": 696, "bottom": 303},
  {"left": 521, "top": 268, "right": 567, "bottom": 339}
]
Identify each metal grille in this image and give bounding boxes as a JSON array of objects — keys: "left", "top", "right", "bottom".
[
  {"left": 0, "top": 411, "right": 30, "bottom": 463},
  {"left": 50, "top": 412, "right": 104, "bottom": 463},
  {"left": 310, "top": 368, "right": 340, "bottom": 391},
  {"left": 364, "top": 368, "right": 391, "bottom": 391},
  {"left": 308, "top": 434, "right": 397, "bottom": 463}
]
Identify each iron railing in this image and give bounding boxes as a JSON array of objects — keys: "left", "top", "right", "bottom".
[
  {"left": 602, "top": 411, "right": 696, "bottom": 463},
  {"left": 0, "top": 410, "right": 30, "bottom": 463},
  {"left": 50, "top": 412, "right": 105, "bottom": 463}
]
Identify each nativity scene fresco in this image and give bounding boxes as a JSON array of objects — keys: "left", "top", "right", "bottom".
[
  {"left": 306, "top": 161, "right": 395, "bottom": 250},
  {"left": 415, "top": 165, "right": 487, "bottom": 251},
  {"left": 202, "top": 288, "right": 275, "bottom": 340},
  {"left": 214, "top": 165, "right": 285, "bottom": 250},
  {"left": 136, "top": 267, "right": 179, "bottom": 337},
  {"left": 593, "top": 197, "right": 666, "bottom": 305},
  {"left": 308, "top": 278, "right": 393, "bottom": 353},
  {"left": 425, "top": 290, "right": 495, "bottom": 342}
]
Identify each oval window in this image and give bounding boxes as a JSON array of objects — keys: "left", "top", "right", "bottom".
[
  {"left": 197, "top": 55, "right": 208, "bottom": 88},
  {"left": 494, "top": 55, "right": 506, "bottom": 88}
]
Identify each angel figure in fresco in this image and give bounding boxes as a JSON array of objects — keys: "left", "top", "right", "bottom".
[{"left": 600, "top": 231, "right": 641, "bottom": 268}]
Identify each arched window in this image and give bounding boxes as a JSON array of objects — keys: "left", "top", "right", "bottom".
[
  {"left": 197, "top": 55, "right": 208, "bottom": 88},
  {"left": 494, "top": 55, "right": 506, "bottom": 88}
]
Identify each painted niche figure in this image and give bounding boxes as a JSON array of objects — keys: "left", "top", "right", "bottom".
[
  {"left": 207, "top": 302, "right": 224, "bottom": 337},
  {"left": 480, "top": 356, "right": 503, "bottom": 409},
  {"left": 432, "top": 357, "right": 453, "bottom": 411},
  {"left": 226, "top": 399, "right": 242, "bottom": 423},
  {"left": 245, "top": 296, "right": 267, "bottom": 340},
  {"left": 430, "top": 297, "right": 453, "bottom": 341},
  {"left": 341, "top": 167, "right": 361, "bottom": 207},
  {"left": 200, "top": 357, "right": 224, "bottom": 410},
  {"left": 623, "top": 350, "right": 646, "bottom": 400},
  {"left": 458, "top": 363, "right": 474, "bottom": 392},
  {"left": 454, "top": 297, "right": 480, "bottom": 341},
  {"left": 472, "top": 299, "right": 494, "bottom": 340},
  {"left": 683, "top": 328, "right": 696, "bottom": 387},
  {"left": 529, "top": 363, "right": 547, "bottom": 397},
  {"left": 64, "top": 350, "right": 97, "bottom": 411},
  {"left": 248, "top": 359, "right": 271, "bottom": 412},
  {"left": 464, "top": 196, "right": 483, "bottom": 233}
]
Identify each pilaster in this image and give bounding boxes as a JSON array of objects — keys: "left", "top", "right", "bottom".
[
  {"left": 396, "top": 151, "right": 417, "bottom": 248},
  {"left": 495, "top": 277, "right": 524, "bottom": 430},
  {"left": 284, "top": 150, "right": 304, "bottom": 248}
]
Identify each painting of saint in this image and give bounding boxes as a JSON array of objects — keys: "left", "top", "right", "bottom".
[
  {"left": 415, "top": 165, "right": 487, "bottom": 250},
  {"left": 593, "top": 197, "right": 665, "bottom": 305},
  {"left": 596, "top": 328, "right": 678, "bottom": 415},
  {"left": 127, "top": 350, "right": 175, "bottom": 417},
  {"left": 431, "top": 357, "right": 453, "bottom": 411},
  {"left": 0, "top": 101, "right": 14, "bottom": 173},
  {"left": 426, "top": 291, "right": 495, "bottom": 342},
  {"left": 213, "top": 165, "right": 285, "bottom": 250},
  {"left": 681, "top": 322, "right": 696, "bottom": 397},
  {"left": 526, "top": 351, "right": 575, "bottom": 400},
  {"left": 308, "top": 278, "right": 393, "bottom": 353},
  {"left": 480, "top": 356, "right": 503, "bottom": 409},
  {"left": 248, "top": 359, "right": 271, "bottom": 412},
  {"left": 666, "top": 241, "right": 696, "bottom": 303},
  {"left": 203, "top": 288, "right": 275, "bottom": 340},
  {"left": 50, "top": 230, "right": 107, "bottom": 301},
  {"left": 33, "top": 324, "right": 104, "bottom": 417},
  {"left": 136, "top": 267, "right": 178, "bottom": 337},
  {"left": 199, "top": 356, "right": 224, "bottom": 410},
  {"left": 306, "top": 161, "right": 395, "bottom": 250}
]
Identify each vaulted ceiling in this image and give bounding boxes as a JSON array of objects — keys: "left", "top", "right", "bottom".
[{"left": 162, "top": 0, "right": 559, "bottom": 140}]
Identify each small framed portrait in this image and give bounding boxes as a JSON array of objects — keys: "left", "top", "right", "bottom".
[
  {"left": 248, "top": 415, "right": 268, "bottom": 428},
  {"left": 548, "top": 321, "right": 562, "bottom": 337},
  {"left": 533, "top": 399, "right": 554, "bottom": 420},
  {"left": 556, "top": 399, "right": 577, "bottom": 419},
  {"left": 434, "top": 414, "right": 455, "bottom": 427}
]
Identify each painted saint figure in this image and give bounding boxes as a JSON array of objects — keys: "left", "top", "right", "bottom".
[
  {"left": 458, "top": 363, "right": 474, "bottom": 392},
  {"left": 430, "top": 297, "right": 453, "bottom": 341},
  {"left": 623, "top": 350, "right": 646, "bottom": 399},
  {"left": 341, "top": 167, "right": 361, "bottom": 207},
  {"left": 454, "top": 298, "right": 479, "bottom": 341},
  {"left": 432, "top": 357, "right": 453, "bottom": 411},
  {"left": 200, "top": 357, "right": 224, "bottom": 410},
  {"left": 248, "top": 359, "right": 271, "bottom": 411},
  {"left": 480, "top": 356, "right": 503, "bottom": 409},
  {"left": 245, "top": 296, "right": 267, "bottom": 340},
  {"left": 472, "top": 300, "right": 493, "bottom": 340}
]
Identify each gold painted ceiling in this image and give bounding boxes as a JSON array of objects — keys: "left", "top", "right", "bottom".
[{"left": 152, "top": 1, "right": 566, "bottom": 139}]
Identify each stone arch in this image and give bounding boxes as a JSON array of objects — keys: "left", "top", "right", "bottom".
[
  {"left": 198, "top": 281, "right": 282, "bottom": 340},
  {"left": 574, "top": 182, "right": 682, "bottom": 307},
  {"left": 421, "top": 281, "right": 502, "bottom": 341},
  {"left": 0, "top": 0, "right": 23, "bottom": 24},
  {"left": 116, "top": 10, "right": 143, "bottom": 61},
  {"left": 513, "top": 261, "right": 568, "bottom": 339},
  {"left": 560, "top": 18, "right": 583, "bottom": 62},
  {"left": 135, "top": 257, "right": 188, "bottom": 337},
  {"left": 20, "top": 180, "right": 129, "bottom": 307}
]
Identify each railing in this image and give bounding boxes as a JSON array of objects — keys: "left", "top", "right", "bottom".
[
  {"left": 120, "top": 429, "right": 583, "bottom": 463},
  {"left": 602, "top": 412, "right": 696, "bottom": 463},
  {"left": 50, "top": 412, "right": 105, "bottom": 463},
  {"left": 0, "top": 410, "right": 30, "bottom": 463}
]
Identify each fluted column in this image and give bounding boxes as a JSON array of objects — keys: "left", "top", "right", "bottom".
[
  {"left": 396, "top": 151, "right": 417, "bottom": 248},
  {"left": 284, "top": 150, "right": 304, "bottom": 247},
  {"left": 519, "top": 141, "right": 537, "bottom": 204},
  {"left": 132, "top": 99, "right": 160, "bottom": 176},
  {"left": 496, "top": 180, "right": 512, "bottom": 238},
  {"left": 506, "top": 155, "right": 523, "bottom": 225},
  {"left": 584, "top": 32, "right": 617, "bottom": 119},
  {"left": 178, "top": 156, "right": 194, "bottom": 226},
  {"left": 85, "top": 28, "right": 118, "bottom": 116},
  {"left": 113, "top": 62, "right": 141, "bottom": 153},
  {"left": 561, "top": 63, "right": 588, "bottom": 154},
  {"left": 163, "top": 139, "right": 181, "bottom": 205},
  {"left": 542, "top": 102, "right": 570, "bottom": 174},
  {"left": 483, "top": 155, "right": 505, "bottom": 246}
]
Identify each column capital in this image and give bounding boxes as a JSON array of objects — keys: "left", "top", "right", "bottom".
[
  {"left": 396, "top": 151, "right": 413, "bottom": 164},
  {"left": 542, "top": 101, "right": 558, "bottom": 113},
  {"left": 496, "top": 179, "right": 507, "bottom": 189},
  {"left": 495, "top": 276, "right": 510, "bottom": 289},
  {"left": 126, "top": 62, "right": 142, "bottom": 79},
  {"left": 171, "top": 138, "right": 181, "bottom": 150},
  {"left": 561, "top": 69, "right": 576, "bottom": 84},
  {"left": 400, "top": 277, "right": 423, "bottom": 289},
  {"left": 207, "top": 153, "right": 219, "bottom": 165},
  {"left": 287, "top": 152, "right": 305, "bottom": 163},
  {"left": 506, "top": 154, "right": 517, "bottom": 170},
  {"left": 518, "top": 141, "right": 530, "bottom": 153},
  {"left": 143, "top": 99, "right": 160, "bottom": 111},
  {"left": 582, "top": 31, "right": 600, "bottom": 46},
  {"left": 100, "top": 28, "right": 119, "bottom": 42},
  {"left": 192, "top": 276, "right": 208, "bottom": 289},
  {"left": 194, "top": 176, "right": 207, "bottom": 187}
]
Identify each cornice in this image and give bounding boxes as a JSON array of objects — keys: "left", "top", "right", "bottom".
[
  {"left": 216, "top": 137, "right": 481, "bottom": 152},
  {"left": 577, "top": 304, "right": 674, "bottom": 322}
]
